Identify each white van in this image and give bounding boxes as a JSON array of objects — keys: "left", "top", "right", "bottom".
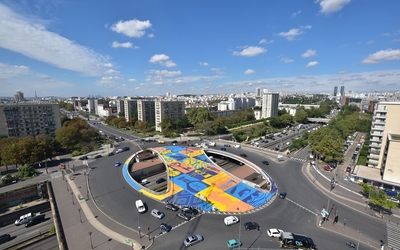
[
  {"left": 135, "top": 200, "right": 146, "bottom": 213},
  {"left": 234, "top": 145, "right": 241, "bottom": 149}
]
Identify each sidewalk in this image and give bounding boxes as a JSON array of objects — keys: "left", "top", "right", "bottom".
[{"left": 51, "top": 168, "right": 152, "bottom": 250}]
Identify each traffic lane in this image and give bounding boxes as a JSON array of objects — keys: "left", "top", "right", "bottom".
[
  {"left": 289, "top": 163, "right": 386, "bottom": 243},
  {"left": 19, "top": 234, "right": 58, "bottom": 250},
  {"left": 0, "top": 213, "right": 54, "bottom": 249}
]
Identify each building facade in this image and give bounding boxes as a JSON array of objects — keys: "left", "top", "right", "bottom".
[
  {"left": 340, "top": 86, "right": 345, "bottom": 97},
  {"left": 124, "top": 100, "right": 138, "bottom": 122},
  {"left": 0, "top": 102, "right": 61, "bottom": 137},
  {"left": 137, "top": 100, "right": 156, "bottom": 126},
  {"left": 155, "top": 101, "right": 185, "bottom": 132},
  {"left": 334, "top": 86, "right": 338, "bottom": 97},
  {"left": 261, "top": 91, "right": 279, "bottom": 119},
  {"left": 366, "top": 102, "right": 400, "bottom": 183}
]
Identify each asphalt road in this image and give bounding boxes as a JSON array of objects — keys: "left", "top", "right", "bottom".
[
  {"left": 0, "top": 211, "right": 54, "bottom": 249},
  {"left": 86, "top": 138, "right": 384, "bottom": 250},
  {"left": 19, "top": 234, "right": 59, "bottom": 250}
]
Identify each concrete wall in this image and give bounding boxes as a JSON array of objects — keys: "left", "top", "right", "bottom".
[
  {"left": 0, "top": 182, "right": 48, "bottom": 211},
  {"left": 0, "top": 201, "right": 50, "bottom": 227}
]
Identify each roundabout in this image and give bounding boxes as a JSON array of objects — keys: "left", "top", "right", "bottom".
[{"left": 123, "top": 145, "right": 277, "bottom": 213}]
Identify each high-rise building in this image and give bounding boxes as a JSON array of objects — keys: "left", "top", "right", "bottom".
[
  {"left": 366, "top": 102, "right": 400, "bottom": 184},
  {"left": 0, "top": 102, "right": 61, "bottom": 137},
  {"left": 261, "top": 90, "right": 279, "bottom": 119},
  {"left": 333, "top": 86, "right": 338, "bottom": 97},
  {"left": 124, "top": 99, "right": 138, "bottom": 121},
  {"left": 155, "top": 101, "right": 185, "bottom": 132},
  {"left": 14, "top": 91, "right": 25, "bottom": 102},
  {"left": 137, "top": 100, "right": 156, "bottom": 126},
  {"left": 255, "top": 87, "right": 261, "bottom": 97},
  {"left": 340, "top": 86, "right": 345, "bottom": 97}
]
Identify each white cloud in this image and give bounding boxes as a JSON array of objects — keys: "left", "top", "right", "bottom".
[
  {"left": 316, "top": 0, "right": 352, "bottom": 14},
  {"left": 361, "top": 49, "right": 400, "bottom": 64},
  {"left": 233, "top": 46, "right": 267, "bottom": 57},
  {"left": 276, "top": 26, "right": 311, "bottom": 41},
  {"left": 291, "top": 10, "right": 302, "bottom": 18},
  {"left": 259, "top": 39, "right": 274, "bottom": 44},
  {"left": 281, "top": 58, "right": 294, "bottom": 63},
  {"left": 110, "top": 19, "right": 152, "bottom": 38},
  {"left": 211, "top": 68, "right": 225, "bottom": 75},
  {"left": 149, "top": 54, "right": 177, "bottom": 67},
  {"left": 146, "top": 69, "right": 182, "bottom": 77},
  {"left": 306, "top": 61, "right": 319, "bottom": 67},
  {"left": 104, "top": 69, "right": 118, "bottom": 74},
  {"left": 301, "top": 49, "right": 317, "bottom": 58},
  {"left": 104, "top": 63, "right": 114, "bottom": 68},
  {"left": 129, "top": 78, "right": 136, "bottom": 82},
  {"left": 148, "top": 34, "right": 154, "bottom": 38},
  {"left": 367, "top": 40, "right": 374, "bottom": 45},
  {"left": 200, "top": 62, "right": 209, "bottom": 66},
  {"left": 111, "top": 41, "right": 138, "bottom": 49},
  {"left": 0, "top": 4, "right": 110, "bottom": 76},
  {"left": 244, "top": 69, "right": 255, "bottom": 75},
  {"left": 391, "top": 39, "right": 400, "bottom": 43}
]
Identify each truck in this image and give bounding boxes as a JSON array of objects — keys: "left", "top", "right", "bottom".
[
  {"left": 15, "top": 212, "right": 41, "bottom": 226},
  {"left": 278, "top": 232, "right": 317, "bottom": 249}
]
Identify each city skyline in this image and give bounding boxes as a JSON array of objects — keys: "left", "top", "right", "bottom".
[{"left": 1, "top": 0, "right": 400, "bottom": 97}]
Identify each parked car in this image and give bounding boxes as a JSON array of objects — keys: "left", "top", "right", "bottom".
[
  {"left": 244, "top": 222, "right": 260, "bottom": 230},
  {"left": 151, "top": 209, "right": 165, "bottom": 219},
  {"left": 183, "top": 234, "right": 203, "bottom": 247},
  {"left": 114, "top": 161, "right": 121, "bottom": 167},
  {"left": 108, "top": 152, "right": 114, "bottom": 156},
  {"left": 78, "top": 156, "right": 88, "bottom": 160},
  {"left": 240, "top": 153, "right": 247, "bottom": 157},
  {"left": 224, "top": 216, "right": 239, "bottom": 226},
  {"left": 267, "top": 228, "right": 283, "bottom": 238},
  {"left": 345, "top": 167, "right": 352, "bottom": 174},
  {"left": 177, "top": 212, "right": 191, "bottom": 221},
  {"left": 156, "top": 178, "right": 166, "bottom": 184},
  {"left": 389, "top": 197, "right": 400, "bottom": 204},
  {"left": 160, "top": 223, "right": 172, "bottom": 232},
  {"left": 94, "top": 154, "right": 102, "bottom": 159},
  {"left": 262, "top": 160, "right": 269, "bottom": 165},
  {"left": 227, "top": 239, "right": 242, "bottom": 249},
  {"left": 171, "top": 140, "right": 178, "bottom": 143},
  {"left": 182, "top": 206, "right": 198, "bottom": 215},
  {"left": 165, "top": 203, "right": 179, "bottom": 211},
  {"left": 323, "top": 165, "right": 333, "bottom": 172}
]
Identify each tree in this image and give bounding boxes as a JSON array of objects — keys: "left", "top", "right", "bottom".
[
  {"left": 18, "top": 164, "right": 39, "bottom": 178},
  {"left": 159, "top": 116, "right": 173, "bottom": 132},
  {"left": 186, "top": 108, "right": 214, "bottom": 125},
  {"left": 295, "top": 110, "right": 308, "bottom": 123}
]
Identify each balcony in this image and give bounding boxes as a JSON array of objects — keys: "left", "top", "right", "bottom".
[
  {"left": 371, "top": 126, "right": 384, "bottom": 131},
  {"left": 366, "top": 159, "right": 379, "bottom": 166},
  {"left": 370, "top": 137, "right": 382, "bottom": 143},
  {"left": 367, "top": 154, "right": 379, "bottom": 160},
  {"left": 372, "top": 120, "right": 385, "bottom": 126},
  {"left": 371, "top": 132, "right": 383, "bottom": 137},
  {"left": 369, "top": 143, "right": 381, "bottom": 149},
  {"left": 368, "top": 149, "right": 380, "bottom": 155},
  {"left": 375, "top": 109, "right": 387, "bottom": 114}
]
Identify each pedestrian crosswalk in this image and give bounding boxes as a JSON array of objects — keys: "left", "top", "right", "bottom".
[
  {"left": 289, "top": 157, "right": 307, "bottom": 163},
  {"left": 387, "top": 222, "right": 400, "bottom": 249}
]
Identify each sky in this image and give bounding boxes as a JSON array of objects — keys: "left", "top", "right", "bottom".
[{"left": 1, "top": 0, "right": 400, "bottom": 98}]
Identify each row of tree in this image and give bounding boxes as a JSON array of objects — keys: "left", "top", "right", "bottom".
[{"left": 361, "top": 183, "right": 399, "bottom": 212}]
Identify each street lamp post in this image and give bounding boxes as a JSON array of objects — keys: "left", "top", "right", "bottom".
[
  {"left": 88, "top": 231, "right": 93, "bottom": 249},
  {"left": 237, "top": 207, "right": 241, "bottom": 250},
  {"left": 138, "top": 209, "right": 141, "bottom": 238},
  {"left": 357, "top": 230, "right": 361, "bottom": 250},
  {"left": 71, "top": 192, "right": 74, "bottom": 205}
]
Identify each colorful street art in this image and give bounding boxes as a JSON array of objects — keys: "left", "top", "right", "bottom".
[{"left": 126, "top": 146, "right": 277, "bottom": 213}]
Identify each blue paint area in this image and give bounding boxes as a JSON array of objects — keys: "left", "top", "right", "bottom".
[
  {"left": 173, "top": 174, "right": 209, "bottom": 194},
  {"left": 226, "top": 182, "right": 254, "bottom": 199},
  {"left": 164, "top": 189, "right": 205, "bottom": 209}
]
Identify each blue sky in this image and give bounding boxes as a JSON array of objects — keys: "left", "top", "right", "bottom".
[{"left": 1, "top": 0, "right": 400, "bottom": 97}]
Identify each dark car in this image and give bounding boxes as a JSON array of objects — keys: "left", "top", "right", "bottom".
[
  {"left": 165, "top": 203, "right": 179, "bottom": 211},
  {"left": 262, "top": 160, "right": 269, "bottom": 165},
  {"left": 244, "top": 222, "right": 260, "bottom": 230},
  {"left": 279, "top": 191, "right": 287, "bottom": 199},
  {"left": 94, "top": 155, "right": 102, "bottom": 159},
  {"left": 171, "top": 140, "right": 178, "bottom": 143},
  {"left": 123, "top": 147, "right": 130, "bottom": 151},
  {"left": 156, "top": 178, "right": 166, "bottom": 184},
  {"left": 78, "top": 156, "right": 88, "bottom": 160},
  {"left": 25, "top": 214, "right": 46, "bottom": 227},
  {"left": 115, "top": 161, "right": 121, "bottom": 167},
  {"left": 182, "top": 206, "right": 199, "bottom": 215},
  {"left": 160, "top": 223, "right": 172, "bottom": 232},
  {"left": 177, "top": 212, "right": 191, "bottom": 221},
  {"left": 240, "top": 153, "right": 247, "bottom": 158},
  {"left": 221, "top": 147, "right": 226, "bottom": 151},
  {"left": 108, "top": 152, "right": 115, "bottom": 156},
  {"left": 224, "top": 144, "right": 231, "bottom": 147}
]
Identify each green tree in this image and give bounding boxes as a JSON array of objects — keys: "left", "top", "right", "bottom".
[
  {"left": 295, "top": 110, "right": 308, "bottom": 123},
  {"left": 18, "top": 164, "right": 39, "bottom": 178},
  {"left": 186, "top": 108, "right": 214, "bottom": 125},
  {"left": 159, "top": 116, "right": 173, "bottom": 132}
]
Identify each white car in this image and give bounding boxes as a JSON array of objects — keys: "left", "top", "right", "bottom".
[
  {"left": 135, "top": 200, "right": 146, "bottom": 213},
  {"left": 224, "top": 216, "right": 239, "bottom": 226},
  {"left": 115, "top": 149, "right": 123, "bottom": 154},
  {"left": 389, "top": 197, "right": 400, "bottom": 204},
  {"left": 234, "top": 145, "right": 241, "bottom": 149},
  {"left": 267, "top": 228, "right": 283, "bottom": 238},
  {"left": 151, "top": 209, "right": 165, "bottom": 219}
]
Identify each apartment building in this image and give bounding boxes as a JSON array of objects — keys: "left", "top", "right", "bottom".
[
  {"left": 366, "top": 102, "right": 400, "bottom": 184},
  {"left": 0, "top": 102, "right": 61, "bottom": 137},
  {"left": 155, "top": 101, "right": 185, "bottom": 132},
  {"left": 261, "top": 90, "right": 279, "bottom": 119},
  {"left": 124, "top": 99, "right": 138, "bottom": 122},
  {"left": 137, "top": 100, "right": 155, "bottom": 126}
]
